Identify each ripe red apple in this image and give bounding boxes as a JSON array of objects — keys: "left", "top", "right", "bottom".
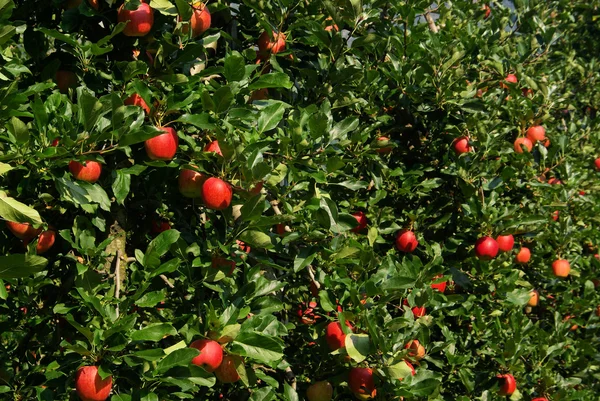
[
  {"left": 474, "top": 236, "right": 499, "bottom": 260},
  {"left": 69, "top": 160, "right": 102, "bottom": 183},
  {"left": 483, "top": 4, "right": 491, "bottom": 18},
  {"left": 374, "top": 136, "right": 392, "bottom": 154},
  {"left": 547, "top": 177, "right": 562, "bottom": 185},
  {"left": 74, "top": 366, "right": 112, "bottom": 401},
  {"left": 531, "top": 398, "right": 548, "bottom": 401},
  {"left": 515, "top": 247, "right": 531, "bottom": 264},
  {"left": 526, "top": 125, "right": 546, "bottom": 142},
  {"left": 205, "top": 140, "right": 222, "bottom": 156},
  {"left": 395, "top": 230, "right": 418, "bottom": 253},
  {"left": 552, "top": 259, "right": 570, "bottom": 278},
  {"left": 595, "top": 157, "right": 600, "bottom": 170},
  {"left": 552, "top": 210, "right": 559, "bottom": 221},
  {"left": 118, "top": 1, "right": 154, "bottom": 37},
  {"left": 397, "top": 360, "right": 415, "bottom": 381},
  {"left": 145, "top": 127, "right": 178, "bottom": 160},
  {"left": 151, "top": 220, "right": 170, "bottom": 234},
  {"left": 124, "top": 93, "right": 150, "bottom": 114},
  {"left": 596, "top": 305, "right": 600, "bottom": 318},
  {"left": 497, "top": 373, "right": 516, "bottom": 396},
  {"left": 51, "top": 138, "right": 60, "bottom": 147},
  {"left": 297, "top": 301, "right": 320, "bottom": 325},
  {"left": 430, "top": 274, "right": 447, "bottom": 292},
  {"left": 35, "top": 230, "right": 56, "bottom": 255},
  {"left": 528, "top": 290, "right": 539, "bottom": 307},
  {"left": 325, "top": 321, "right": 352, "bottom": 351},
  {"left": 404, "top": 340, "right": 425, "bottom": 360},
  {"left": 248, "top": 181, "right": 264, "bottom": 195},
  {"left": 351, "top": 211, "right": 368, "bottom": 233},
  {"left": 55, "top": 70, "right": 77, "bottom": 93},
  {"left": 202, "top": 177, "right": 232, "bottom": 210},
  {"left": 6, "top": 221, "right": 42, "bottom": 241},
  {"left": 257, "top": 30, "right": 286, "bottom": 61},
  {"left": 348, "top": 368, "right": 376, "bottom": 400},
  {"left": 522, "top": 88, "right": 534, "bottom": 97},
  {"left": 236, "top": 239, "right": 251, "bottom": 254},
  {"left": 306, "top": 381, "right": 333, "bottom": 401},
  {"left": 181, "top": 2, "right": 211, "bottom": 37},
  {"left": 189, "top": 339, "right": 223, "bottom": 373},
  {"left": 514, "top": 137, "right": 533, "bottom": 153},
  {"left": 250, "top": 88, "right": 269, "bottom": 101},
  {"left": 178, "top": 169, "right": 206, "bottom": 198},
  {"left": 211, "top": 256, "right": 236, "bottom": 275},
  {"left": 496, "top": 234, "right": 514, "bottom": 252},
  {"left": 214, "top": 355, "right": 242, "bottom": 383},
  {"left": 453, "top": 136, "right": 471, "bottom": 154},
  {"left": 504, "top": 73, "right": 518, "bottom": 85}
]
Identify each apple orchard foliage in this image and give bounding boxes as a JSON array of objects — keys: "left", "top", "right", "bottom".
[{"left": 0, "top": 0, "right": 599, "bottom": 400}]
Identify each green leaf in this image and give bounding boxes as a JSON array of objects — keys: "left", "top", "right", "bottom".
[
  {"left": 248, "top": 73, "right": 293, "bottom": 90},
  {"left": 0, "top": 192, "right": 42, "bottom": 225},
  {"left": 257, "top": 103, "right": 285, "bottom": 133},
  {"left": 112, "top": 171, "right": 131, "bottom": 205},
  {"left": 143, "top": 230, "right": 181, "bottom": 268},
  {"left": 135, "top": 291, "right": 166, "bottom": 308},
  {"left": 224, "top": 52, "right": 246, "bottom": 82},
  {"left": 175, "top": 113, "right": 216, "bottom": 130},
  {"left": 231, "top": 332, "right": 285, "bottom": 363},
  {"left": 0, "top": 254, "right": 48, "bottom": 278},
  {"left": 149, "top": 0, "right": 177, "bottom": 15},
  {"left": 238, "top": 230, "right": 273, "bottom": 249},
  {"left": 6, "top": 116, "right": 28, "bottom": 143},
  {"left": 0, "top": 162, "right": 13, "bottom": 175},
  {"left": 77, "top": 90, "right": 104, "bottom": 132},
  {"left": 156, "top": 348, "right": 199, "bottom": 375},
  {"left": 131, "top": 323, "right": 177, "bottom": 342},
  {"left": 344, "top": 333, "right": 370, "bottom": 362},
  {"left": 213, "top": 86, "right": 234, "bottom": 113}
]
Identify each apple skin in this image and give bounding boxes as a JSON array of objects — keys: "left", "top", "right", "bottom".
[
  {"left": 324, "top": 16, "right": 339, "bottom": 32},
  {"left": 55, "top": 70, "right": 77, "bottom": 93},
  {"left": 483, "top": 4, "right": 491, "bottom": 19},
  {"left": 552, "top": 210, "right": 559, "bottom": 221},
  {"left": 306, "top": 381, "right": 333, "bottom": 401},
  {"left": 595, "top": 157, "right": 600, "bottom": 170},
  {"left": 257, "top": 31, "right": 286, "bottom": 61},
  {"left": 151, "top": 220, "right": 170, "bottom": 234},
  {"left": 528, "top": 290, "right": 539, "bottom": 307},
  {"left": 514, "top": 137, "right": 533, "bottom": 153},
  {"left": 118, "top": 1, "right": 154, "bottom": 37},
  {"left": 74, "top": 366, "right": 112, "bottom": 401},
  {"left": 515, "top": 247, "right": 531, "bottom": 264},
  {"left": 189, "top": 339, "right": 223, "bottom": 373},
  {"left": 404, "top": 339, "right": 425, "bottom": 360},
  {"left": 351, "top": 211, "right": 368, "bottom": 233},
  {"left": 182, "top": 2, "right": 211, "bottom": 37},
  {"left": 325, "top": 321, "right": 352, "bottom": 351},
  {"left": 124, "top": 93, "right": 150, "bottom": 114},
  {"left": 348, "top": 368, "right": 376, "bottom": 400},
  {"left": 249, "top": 181, "right": 264, "bottom": 195},
  {"left": 202, "top": 177, "right": 232, "bottom": 210},
  {"left": 496, "top": 234, "right": 514, "bottom": 252},
  {"left": 547, "top": 177, "right": 562, "bottom": 185},
  {"left": 214, "top": 355, "right": 242, "bottom": 383},
  {"left": 474, "top": 236, "right": 499, "bottom": 260},
  {"left": 531, "top": 398, "right": 548, "bottom": 401},
  {"left": 497, "top": 373, "right": 516, "bottom": 396},
  {"left": 526, "top": 125, "right": 546, "bottom": 142},
  {"left": 69, "top": 160, "right": 102, "bottom": 183},
  {"left": 211, "top": 256, "right": 236, "bottom": 275},
  {"left": 397, "top": 360, "right": 415, "bottom": 381},
  {"left": 552, "top": 259, "right": 570, "bottom": 277},
  {"left": 395, "top": 230, "right": 418, "bottom": 253},
  {"left": 6, "top": 221, "right": 42, "bottom": 241},
  {"left": 178, "top": 169, "right": 206, "bottom": 198},
  {"left": 374, "top": 136, "right": 392, "bottom": 154},
  {"left": 35, "top": 230, "right": 56, "bottom": 255},
  {"left": 430, "top": 274, "right": 447, "bottom": 292},
  {"left": 205, "top": 140, "right": 222, "bottom": 156},
  {"left": 504, "top": 73, "right": 518, "bottom": 85},
  {"left": 145, "top": 127, "right": 178, "bottom": 161},
  {"left": 453, "top": 136, "right": 471, "bottom": 154}
]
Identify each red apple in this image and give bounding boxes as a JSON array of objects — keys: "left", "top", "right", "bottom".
[
  {"left": 528, "top": 290, "right": 539, "bottom": 307},
  {"left": 6, "top": 221, "right": 42, "bottom": 241},
  {"left": 474, "top": 236, "right": 499, "bottom": 260},
  {"left": 250, "top": 88, "right": 269, "bottom": 101},
  {"left": 151, "top": 220, "right": 170, "bottom": 234},
  {"left": 453, "top": 136, "right": 471, "bottom": 154},
  {"left": 55, "top": 70, "right": 77, "bottom": 93},
  {"left": 297, "top": 301, "right": 320, "bottom": 325},
  {"left": 397, "top": 360, "right": 415, "bottom": 381},
  {"left": 531, "top": 398, "right": 548, "bottom": 401},
  {"left": 74, "top": 366, "right": 112, "bottom": 401},
  {"left": 69, "top": 160, "right": 102, "bottom": 183},
  {"left": 211, "top": 256, "right": 236, "bottom": 275},
  {"left": 249, "top": 181, "right": 263, "bottom": 195},
  {"left": 145, "top": 127, "right": 178, "bottom": 161},
  {"left": 181, "top": 2, "right": 211, "bottom": 37},
  {"left": 325, "top": 321, "right": 352, "bottom": 351},
  {"left": 496, "top": 234, "right": 514, "bottom": 252},
  {"left": 348, "top": 368, "right": 376, "bottom": 400},
  {"left": 552, "top": 210, "right": 559, "bottom": 221},
  {"left": 552, "top": 259, "right": 570, "bottom": 278},
  {"left": 51, "top": 138, "right": 60, "bottom": 147},
  {"left": 214, "top": 355, "right": 242, "bottom": 383},
  {"left": 351, "top": 211, "right": 368, "bottom": 233},
  {"left": 515, "top": 247, "right": 531, "bottom": 264},
  {"left": 202, "top": 177, "right": 232, "bottom": 210},
  {"left": 514, "top": 137, "right": 533, "bottom": 153},
  {"left": 547, "top": 177, "right": 562, "bottom": 185},
  {"left": 374, "top": 136, "right": 392, "bottom": 154},
  {"left": 395, "top": 230, "right": 418, "bottom": 253},
  {"left": 257, "top": 30, "right": 286, "bottom": 61},
  {"left": 497, "top": 373, "right": 516, "bottom": 396},
  {"left": 595, "top": 158, "right": 600, "bottom": 170},
  {"left": 504, "top": 73, "right": 518, "bottom": 85},
  {"left": 178, "top": 169, "right": 206, "bottom": 198},
  {"left": 36, "top": 230, "right": 56, "bottom": 255},
  {"left": 306, "top": 381, "right": 333, "bottom": 401},
  {"left": 205, "top": 140, "right": 222, "bottom": 156},
  {"left": 189, "top": 339, "right": 223, "bottom": 373},
  {"left": 526, "top": 125, "right": 546, "bottom": 142},
  {"left": 404, "top": 339, "right": 425, "bottom": 360},
  {"left": 522, "top": 88, "right": 534, "bottom": 97},
  {"left": 236, "top": 239, "right": 251, "bottom": 254},
  {"left": 124, "top": 93, "right": 150, "bottom": 114},
  {"left": 118, "top": 1, "right": 154, "bottom": 37},
  {"left": 324, "top": 17, "right": 339, "bottom": 32},
  {"left": 483, "top": 4, "right": 491, "bottom": 19},
  {"left": 430, "top": 274, "right": 447, "bottom": 292}
]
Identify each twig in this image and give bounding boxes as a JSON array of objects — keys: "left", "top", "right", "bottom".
[
  {"left": 424, "top": 12, "right": 439, "bottom": 33},
  {"left": 126, "top": 257, "right": 136, "bottom": 263},
  {"left": 115, "top": 250, "right": 121, "bottom": 315},
  {"left": 159, "top": 274, "right": 175, "bottom": 289},
  {"left": 307, "top": 265, "right": 321, "bottom": 291},
  {"left": 284, "top": 366, "right": 296, "bottom": 390}
]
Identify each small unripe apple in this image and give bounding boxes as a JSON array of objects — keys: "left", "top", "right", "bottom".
[
  {"left": 351, "top": 211, "right": 368, "bottom": 233},
  {"left": 145, "top": 127, "right": 178, "bottom": 161},
  {"left": 325, "top": 321, "right": 352, "bottom": 351},
  {"left": 348, "top": 368, "right": 376, "bottom": 400},
  {"left": 514, "top": 137, "right": 533, "bottom": 153},
  {"left": 497, "top": 373, "right": 516, "bottom": 396},
  {"left": 404, "top": 339, "right": 425, "bottom": 360},
  {"left": 189, "top": 339, "right": 223, "bottom": 373},
  {"left": 178, "top": 169, "right": 206, "bottom": 198},
  {"left": 306, "top": 381, "right": 333, "bottom": 401},
  {"left": 69, "top": 160, "right": 102, "bottom": 183},
  {"left": 552, "top": 259, "right": 570, "bottom": 278},
  {"left": 180, "top": 2, "right": 211, "bottom": 37},
  {"left": 36, "top": 230, "right": 56, "bottom": 254},
  {"left": 528, "top": 290, "right": 539, "bottom": 307},
  {"left": 214, "top": 355, "right": 242, "bottom": 383},
  {"left": 496, "top": 235, "right": 514, "bottom": 252},
  {"left": 74, "top": 366, "right": 112, "bottom": 401},
  {"left": 515, "top": 247, "right": 531, "bottom": 264},
  {"left": 205, "top": 140, "right": 222, "bottom": 156},
  {"left": 118, "top": 1, "right": 154, "bottom": 37},
  {"left": 202, "top": 177, "right": 232, "bottom": 210},
  {"left": 6, "top": 221, "right": 42, "bottom": 241},
  {"left": 526, "top": 125, "right": 546, "bottom": 142},
  {"left": 453, "top": 136, "right": 471, "bottom": 154},
  {"left": 395, "top": 230, "right": 418, "bottom": 253},
  {"left": 257, "top": 30, "right": 286, "bottom": 61},
  {"left": 124, "top": 93, "right": 150, "bottom": 114},
  {"left": 474, "top": 236, "right": 498, "bottom": 260}
]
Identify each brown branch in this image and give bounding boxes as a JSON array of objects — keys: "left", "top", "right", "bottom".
[
  {"left": 424, "top": 13, "right": 439, "bottom": 33},
  {"left": 115, "top": 250, "right": 121, "bottom": 315},
  {"left": 159, "top": 274, "right": 175, "bottom": 289}
]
